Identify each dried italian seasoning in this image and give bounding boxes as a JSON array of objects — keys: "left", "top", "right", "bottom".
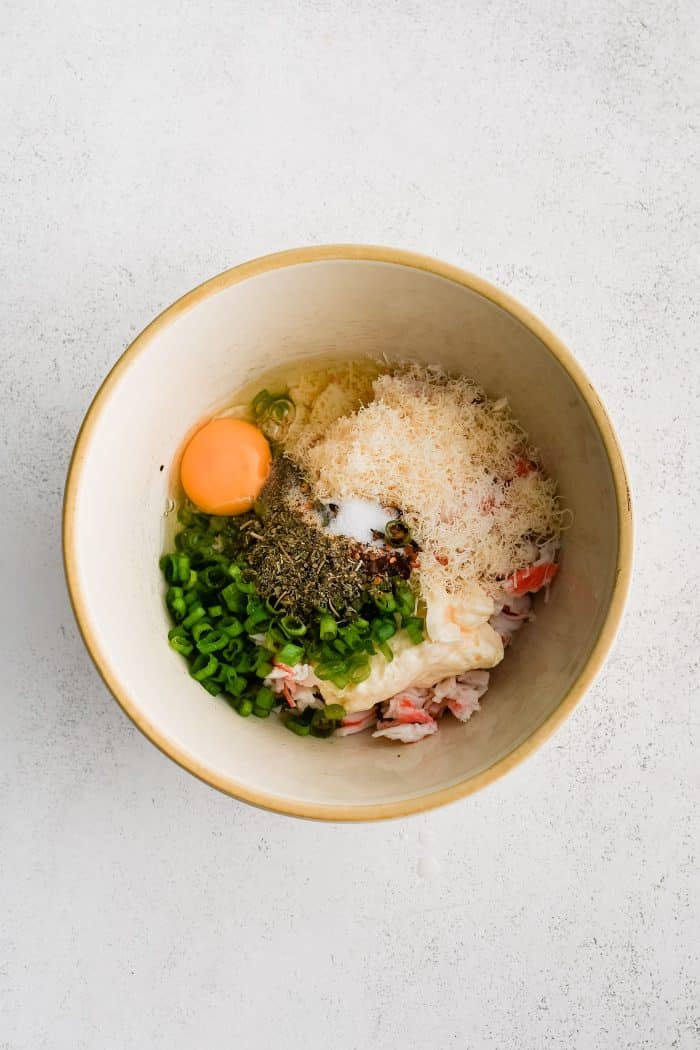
[{"left": 243, "top": 507, "right": 368, "bottom": 620}]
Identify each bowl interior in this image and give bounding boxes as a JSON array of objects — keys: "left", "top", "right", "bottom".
[{"left": 66, "top": 255, "right": 622, "bottom": 816}]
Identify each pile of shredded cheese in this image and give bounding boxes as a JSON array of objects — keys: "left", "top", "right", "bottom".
[
  {"left": 285, "top": 360, "right": 381, "bottom": 456},
  {"left": 295, "top": 364, "right": 563, "bottom": 597}
]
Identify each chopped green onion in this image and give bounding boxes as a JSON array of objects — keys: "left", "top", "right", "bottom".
[
  {"left": 191, "top": 621, "right": 213, "bottom": 643},
  {"left": 309, "top": 705, "right": 344, "bottom": 736},
  {"left": 197, "top": 629, "right": 229, "bottom": 654},
  {"left": 166, "top": 586, "right": 187, "bottom": 621},
  {"left": 225, "top": 673, "right": 247, "bottom": 698},
  {"left": 178, "top": 527, "right": 209, "bottom": 552},
  {"left": 385, "top": 519, "right": 412, "bottom": 545},
  {"left": 264, "top": 625, "right": 287, "bottom": 648},
  {"left": 404, "top": 618, "right": 424, "bottom": 645},
  {"left": 313, "top": 662, "right": 332, "bottom": 681},
  {"left": 310, "top": 724, "right": 334, "bottom": 737},
  {"left": 283, "top": 716, "right": 311, "bottom": 736},
  {"left": 393, "top": 580, "right": 416, "bottom": 618},
  {"left": 378, "top": 641, "right": 394, "bottom": 663},
  {"left": 167, "top": 624, "right": 188, "bottom": 640},
  {"left": 318, "top": 613, "right": 338, "bottom": 639},
  {"left": 246, "top": 595, "right": 264, "bottom": 616},
  {"left": 267, "top": 395, "right": 295, "bottom": 423},
  {"left": 280, "top": 615, "right": 307, "bottom": 638},
  {"left": 257, "top": 395, "right": 296, "bottom": 442},
  {"left": 253, "top": 657, "right": 273, "bottom": 679},
  {"left": 254, "top": 686, "right": 276, "bottom": 711},
  {"left": 168, "top": 633, "right": 193, "bottom": 657},
  {"left": 277, "top": 642, "right": 304, "bottom": 665},
  {"left": 175, "top": 553, "right": 191, "bottom": 583},
  {"left": 314, "top": 657, "right": 348, "bottom": 682},
  {"left": 199, "top": 565, "right": 229, "bottom": 590},
  {"left": 234, "top": 650, "right": 254, "bottom": 674},
  {"left": 244, "top": 613, "right": 270, "bottom": 634},
  {"left": 228, "top": 565, "right": 256, "bottom": 593},
  {"left": 348, "top": 662, "right": 372, "bottom": 684},
  {"left": 177, "top": 502, "right": 208, "bottom": 528},
  {"left": 371, "top": 618, "right": 397, "bottom": 643},
  {"left": 221, "top": 583, "right": 245, "bottom": 613},
  {"left": 237, "top": 698, "right": 253, "bottom": 717},
  {"left": 339, "top": 625, "right": 363, "bottom": 651},
  {"left": 183, "top": 604, "right": 207, "bottom": 629},
  {"left": 160, "top": 553, "right": 176, "bottom": 581},
  {"left": 161, "top": 552, "right": 192, "bottom": 584},
  {"left": 221, "top": 617, "right": 244, "bottom": 638},
  {"left": 200, "top": 678, "right": 221, "bottom": 696},
  {"left": 206, "top": 516, "right": 229, "bottom": 533},
  {"left": 207, "top": 605, "right": 223, "bottom": 619},
  {"left": 372, "top": 590, "right": 396, "bottom": 614},
  {"left": 183, "top": 570, "right": 198, "bottom": 591},
  {"left": 222, "top": 637, "right": 244, "bottom": 663},
  {"left": 184, "top": 589, "right": 200, "bottom": 609},
  {"left": 252, "top": 705, "right": 272, "bottom": 718},
  {"left": 251, "top": 389, "right": 273, "bottom": 418},
  {"left": 218, "top": 663, "right": 243, "bottom": 690},
  {"left": 190, "top": 653, "right": 219, "bottom": 680}
]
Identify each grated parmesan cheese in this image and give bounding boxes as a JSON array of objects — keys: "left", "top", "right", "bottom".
[
  {"left": 296, "top": 364, "right": 564, "bottom": 597},
  {"left": 285, "top": 360, "right": 381, "bottom": 455}
]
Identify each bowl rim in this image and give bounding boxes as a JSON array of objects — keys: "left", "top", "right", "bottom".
[{"left": 63, "top": 244, "right": 633, "bottom": 821}]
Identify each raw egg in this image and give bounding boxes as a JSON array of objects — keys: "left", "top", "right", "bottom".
[{"left": 180, "top": 417, "right": 271, "bottom": 515}]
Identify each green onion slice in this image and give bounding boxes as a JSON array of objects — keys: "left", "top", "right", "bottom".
[{"left": 385, "top": 519, "right": 412, "bottom": 545}]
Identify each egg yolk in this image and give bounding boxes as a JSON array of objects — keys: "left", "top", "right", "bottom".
[{"left": 180, "top": 418, "right": 271, "bottom": 515}]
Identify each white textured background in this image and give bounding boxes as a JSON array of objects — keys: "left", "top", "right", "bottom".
[{"left": 2, "top": 2, "right": 699, "bottom": 1047}]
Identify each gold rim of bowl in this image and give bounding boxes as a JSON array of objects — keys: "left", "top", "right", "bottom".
[{"left": 62, "top": 245, "right": 634, "bottom": 821}]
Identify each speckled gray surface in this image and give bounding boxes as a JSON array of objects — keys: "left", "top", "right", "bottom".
[{"left": 2, "top": 1, "right": 699, "bottom": 1047}]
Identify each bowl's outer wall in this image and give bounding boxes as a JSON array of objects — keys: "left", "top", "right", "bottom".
[{"left": 64, "top": 248, "right": 631, "bottom": 819}]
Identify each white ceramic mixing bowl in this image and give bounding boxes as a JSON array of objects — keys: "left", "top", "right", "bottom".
[{"left": 63, "top": 246, "right": 632, "bottom": 820}]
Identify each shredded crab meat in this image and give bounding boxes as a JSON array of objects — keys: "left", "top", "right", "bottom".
[
  {"left": 489, "top": 593, "right": 533, "bottom": 647},
  {"left": 369, "top": 669, "right": 493, "bottom": 740},
  {"left": 372, "top": 721, "right": 438, "bottom": 743},
  {"left": 382, "top": 694, "right": 435, "bottom": 723},
  {"left": 264, "top": 662, "right": 322, "bottom": 710},
  {"left": 336, "top": 708, "right": 378, "bottom": 736},
  {"left": 439, "top": 672, "right": 488, "bottom": 722}
]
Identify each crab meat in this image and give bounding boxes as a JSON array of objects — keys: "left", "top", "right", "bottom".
[
  {"left": 504, "top": 543, "right": 560, "bottom": 598},
  {"left": 372, "top": 721, "right": 438, "bottom": 743},
  {"left": 425, "top": 670, "right": 490, "bottom": 722},
  {"left": 373, "top": 690, "right": 439, "bottom": 742},
  {"left": 490, "top": 594, "right": 533, "bottom": 646},
  {"left": 382, "top": 692, "right": 433, "bottom": 722},
  {"left": 336, "top": 707, "right": 378, "bottom": 736},
  {"left": 263, "top": 662, "right": 320, "bottom": 709}
]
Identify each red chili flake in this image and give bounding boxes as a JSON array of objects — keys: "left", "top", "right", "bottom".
[{"left": 514, "top": 457, "right": 538, "bottom": 477}]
